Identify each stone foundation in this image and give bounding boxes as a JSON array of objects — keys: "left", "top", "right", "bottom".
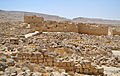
[{"left": 13, "top": 52, "right": 104, "bottom": 75}]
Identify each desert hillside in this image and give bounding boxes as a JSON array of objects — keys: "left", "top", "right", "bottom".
[
  {"left": 0, "top": 10, "right": 70, "bottom": 22},
  {"left": 73, "top": 17, "right": 120, "bottom": 25},
  {"left": 1, "top": 10, "right": 120, "bottom": 25}
]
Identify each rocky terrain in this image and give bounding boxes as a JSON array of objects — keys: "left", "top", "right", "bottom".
[
  {"left": 0, "top": 10, "right": 120, "bottom": 76},
  {"left": 0, "top": 20, "right": 120, "bottom": 76}
]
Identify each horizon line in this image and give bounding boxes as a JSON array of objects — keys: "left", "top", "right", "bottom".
[{"left": 1, "top": 9, "right": 120, "bottom": 21}]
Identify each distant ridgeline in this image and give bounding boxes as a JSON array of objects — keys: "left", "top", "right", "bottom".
[{"left": 24, "top": 15, "right": 120, "bottom": 36}]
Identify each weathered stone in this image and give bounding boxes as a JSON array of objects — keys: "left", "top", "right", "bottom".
[
  {"left": 0, "top": 71, "right": 3, "bottom": 75},
  {"left": 61, "top": 72, "right": 68, "bottom": 76},
  {"left": 7, "top": 58, "right": 15, "bottom": 66},
  {"left": 49, "top": 72, "right": 54, "bottom": 76},
  {"left": 45, "top": 67, "right": 53, "bottom": 72},
  {"left": 0, "top": 61, "right": 7, "bottom": 71},
  {"left": 11, "top": 73, "right": 17, "bottom": 76},
  {"left": 5, "top": 67, "right": 17, "bottom": 76},
  {"left": 0, "top": 54, "right": 7, "bottom": 62}
]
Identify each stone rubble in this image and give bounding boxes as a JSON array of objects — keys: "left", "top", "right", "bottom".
[
  {"left": 0, "top": 31, "right": 120, "bottom": 76},
  {"left": 0, "top": 17, "right": 120, "bottom": 76}
]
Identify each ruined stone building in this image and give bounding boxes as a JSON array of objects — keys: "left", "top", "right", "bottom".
[{"left": 24, "top": 15, "right": 120, "bottom": 36}]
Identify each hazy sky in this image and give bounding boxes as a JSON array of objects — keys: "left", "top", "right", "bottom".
[{"left": 0, "top": 0, "right": 120, "bottom": 20}]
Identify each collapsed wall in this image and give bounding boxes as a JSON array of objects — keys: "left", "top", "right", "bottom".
[
  {"left": 77, "top": 23, "right": 109, "bottom": 35},
  {"left": 113, "top": 28, "right": 120, "bottom": 35},
  {"left": 24, "top": 15, "right": 78, "bottom": 33},
  {"left": 24, "top": 15, "right": 44, "bottom": 24},
  {"left": 24, "top": 15, "right": 120, "bottom": 36},
  {"left": 11, "top": 52, "right": 104, "bottom": 75}
]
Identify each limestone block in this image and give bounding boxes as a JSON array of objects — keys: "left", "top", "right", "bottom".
[
  {"left": 56, "top": 62, "right": 60, "bottom": 67},
  {"left": 47, "top": 61, "right": 53, "bottom": 66},
  {"left": 37, "top": 57, "right": 43, "bottom": 60},
  {"left": 83, "top": 68, "right": 89, "bottom": 74},
  {"left": 31, "top": 57, "right": 37, "bottom": 60},
  {"left": 43, "top": 58, "right": 47, "bottom": 62},
  {"left": 82, "top": 64, "right": 86, "bottom": 69},
  {"left": 56, "top": 48, "right": 65, "bottom": 55},
  {"left": 9, "top": 37, "right": 19, "bottom": 45},
  {"left": 30, "top": 59, "right": 35, "bottom": 63},
  {"left": 11, "top": 53, "right": 17, "bottom": 56},
  {"left": 74, "top": 65, "right": 79, "bottom": 69},
  {"left": 68, "top": 67, "right": 74, "bottom": 71},
  {"left": 92, "top": 68, "right": 98, "bottom": 75},
  {"left": 25, "top": 54, "right": 30, "bottom": 58},
  {"left": 43, "top": 53, "right": 48, "bottom": 57},
  {"left": 35, "top": 53, "right": 41, "bottom": 56},
  {"left": 7, "top": 59, "right": 15, "bottom": 66},
  {"left": 60, "top": 66, "right": 65, "bottom": 69},
  {"left": 66, "top": 62, "right": 71, "bottom": 67},
  {"left": 25, "top": 56, "right": 30, "bottom": 59},
  {"left": 76, "top": 68, "right": 80, "bottom": 73},
  {"left": 31, "top": 53, "right": 35, "bottom": 57},
  {"left": 18, "top": 54, "right": 23, "bottom": 58},
  {"left": 22, "top": 53, "right": 26, "bottom": 57},
  {"left": 89, "top": 69, "right": 93, "bottom": 74},
  {"left": 29, "top": 57, "right": 32, "bottom": 60},
  {"left": 54, "top": 62, "right": 59, "bottom": 66},
  {"left": 84, "top": 62, "right": 91, "bottom": 68},
  {"left": 62, "top": 62, "right": 67, "bottom": 67},
  {"left": 58, "top": 63, "right": 63, "bottom": 67},
  {"left": 26, "top": 57, "right": 30, "bottom": 60},
  {"left": 34, "top": 59, "right": 38, "bottom": 63},
  {"left": 46, "top": 57, "right": 53, "bottom": 62},
  {"left": 29, "top": 59, "right": 32, "bottom": 63},
  {"left": 38, "top": 55, "right": 44, "bottom": 59},
  {"left": 43, "top": 62, "right": 48, "bottom": 66},
  {"left": 18, "top": 56, "right": 22, "bottom": 60},
  {"left": 70, "top": 62, "right": 74, "bottom": 66},
  {"left": 98, "top": 68, "right": 104, "bottom": 74},
  {"left": 90, "top": 65, "right": 96, "bottom": 69},
  {"left": 64, "top": 67, "right": 69, "bottom": 72},
  {"left": 21, "top": 59, "right": 25, "bottom": 62},
  {"left": 38, "top": 59, "right": 44, "bottom": 63},
  {"left": 53, "top": 62, "right": 57, "bottom": 66},
  {"left": 80, "top": 67, "right": 83, "bottom": 73},
  {"left": 22, "top": 57, "right": 25, "bottom": 60},
  {"left": 18, "top": 53, "right": 22, "bottom": 57}
]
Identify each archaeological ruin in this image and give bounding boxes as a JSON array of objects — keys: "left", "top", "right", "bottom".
[
  {"left": 24, "top": 15, "right": 120, "bottom": 36},
  {"left": 0, "top": 15, "right": 120, "bottom": 76}
]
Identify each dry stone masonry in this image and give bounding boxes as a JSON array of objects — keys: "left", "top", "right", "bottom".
[
  {"left": 23, "top": 15, "right": 120, "bottom": 36},
  {"left": 15, "top": 52, "right": 104, "bottom": 75},
  {"left": 0, "top": 15, "right": 120, "bottom": 76}
]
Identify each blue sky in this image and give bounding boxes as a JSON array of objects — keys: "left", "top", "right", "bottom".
[{"left": 0, "top": 0, "right": 120, "bottom": 20}]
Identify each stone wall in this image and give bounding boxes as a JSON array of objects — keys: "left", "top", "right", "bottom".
[
  {"left": 24, "top": 15, "right": 44, "bottom": 24},
  {"left": 113, "top": 28, "right": 120, "bottom": 35},
  {"left": 14, "top": 52, "right": 104, "bottom": 75},
  {"left": 77, "top": 23, "right": 109, "bottom": 35},
  {"left": 24, "top": 15, "right": 120, "bottom": 36},
  {"left": 24, "top": 16, "right": 78, "bottom": 33}
]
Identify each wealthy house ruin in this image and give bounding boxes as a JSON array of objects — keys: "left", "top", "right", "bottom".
[{"left": 24, "top": 15, "right": 120, "bottom": 36}]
